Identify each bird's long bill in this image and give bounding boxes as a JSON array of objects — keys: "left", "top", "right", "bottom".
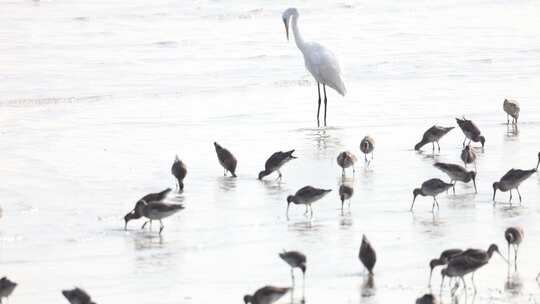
[
  {"left": 410, "top": 195, "right": 417, "bottom": 211},
  {"left": 283, "top": 19, "right": 289, "bottom": 41},
  {"left": 536, "top": 158, "right": 539, "bottom": 171},
  {"left": 473, "top": 179, "right": 478, "bottom": 193},
  {"left": 497, "top": 250, "right": 510, "bottom": 264},
  {"left": 492, "top": 189, "right": 497, "bottom": 201},
  {"left": 286, "top": 202, "right": 291, "bottom": 218},
  {"left": 428, "top": 269, "right": 433, "bottom": 287}
]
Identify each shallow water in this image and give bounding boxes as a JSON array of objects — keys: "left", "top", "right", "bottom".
[{"left": 1, "top": 0, "right": 540, "bottom": 303}]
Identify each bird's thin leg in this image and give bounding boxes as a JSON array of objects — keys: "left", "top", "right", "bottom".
[
  {"left": 159, "top": 220, "right": 164, "bottom": 234},
  {"left": 516, "top": 187, "right": 522, "bottom": 203},
  {"left": 277, "top": 170, "right": 283, "bottom": 181},
  {"left": 453, "top": 181, "right": 456, "bottom": 195},
  {"left": 437, "top": 141, "right": 441, "bottom": 152},
  {"left": 316, "top": 83, "right": 321, "bottom": 127},
  {"left": 364, "top": 154, "right": 368, "bottom": 162},
  {"left": 471, "top": 272, "right": 477, "bottom": 293},
  {"left": 509, "top": 190, "right": 513, "bottom": 203},
  {"left": 323, "top": 84, "right": 328, "bottom": 127},
  {"left": 507, "top": 243, "right": 511, "bottom": 267},
  {"left": 149, "top": 220, "right": 153, "bottom": 230},
  {"left": 507, "top": 114, "right": 510, "bottom": 125},
  {"left": 515, "top": 245, "right": 519, "bottom": 270},
  {"left": 291, "top": 268, "right": 295, "bottom": 287},
  {"left": 462, "top": 137, "right": 467, "bottom": 147},
  {"left": 141, "top": 221, "right": 149, "bottom": 230},
  {"left": 310, "top": 204, "right": 314, "bottom": 217},
  {"left": 223, "top": 169, "right": 227, "bottom": 176},
  {"left": 432, "top": 142, "right": 435, "bottom": 152},
  {"left": 304, "top": 205, "right": 309, "bottom": 215}
]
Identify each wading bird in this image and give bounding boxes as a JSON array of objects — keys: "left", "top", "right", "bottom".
[
  {"left": 359, "top": 235, "right": 377, "bottom": 275},
  {"left": 492, "top": 168, "right": 536, "bottom": 205},
  {"left": 461, "top": 144, "right": 477, "bottom": 169},
  {"left": 505, "top": 227, "right": 524, "bottom": 269},
  {"left": 0, "top": 277, "right": 17, "bottom": 303},
  {"left": 336, "top": 151, "right": 357, "bottom": 176},
  {"left": 282, "top": 8, "right": 346, "bottom": 127},
  {"left": 339, "top": 184, "right": 354, "bottom": 211},
  {"left": 414, "top": 125, "right": 454, "bottom": 152},
  {"left": 456, "top": 117, "right": 485, "bottom": 149},
  {"left": 428, "top": 248, "right": 463, "bottom": 286},
  {"left": 258, "top": 150, "right": 297, "bottom": 181},
  {"left": 416, "top": 294, "right": 439, "bottom": 304},
  {"left": 62, "top": 287, "right": 95, "bottom": 304},
  {"left": 243, "top": 286, "right": 290, "bottom": 304},
  {"left": 286, "top": 186, "right": 332, "bottom": 218},
  {"left": 214, "top": 142, "right": 237, "bottom": 177},
  {"left": 359, "top": 136, "right": 375, "bottom": 162},
  {"left": 279, "top": 250, "right": 306, "bottom": 288},
  {"left": 433, "top": 162, "right": 477, "bottom": 194},
  {"left": 411, "top": 179, "right": 453, "bottom": 212},
  {"left": 503, "top": 99, "right": 520, "bottom": 125},
  {"left": 171, "top": 155, "right": 187, "bottom": 191}
]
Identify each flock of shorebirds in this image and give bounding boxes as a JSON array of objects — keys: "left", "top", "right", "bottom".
[{"left": 1, "top": 7, "right": 538, "bottom": 304}]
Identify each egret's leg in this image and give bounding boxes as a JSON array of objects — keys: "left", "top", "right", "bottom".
[
  {"left": 316, "top": 83, "right": 321, "bottom": 127},
  {"left": 323, "top": 84, "right": 328, "bottom": 127}
]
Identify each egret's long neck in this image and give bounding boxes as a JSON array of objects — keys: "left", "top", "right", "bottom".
[{"left": 291, "top": 14, "right": 306, "bottom": 52}]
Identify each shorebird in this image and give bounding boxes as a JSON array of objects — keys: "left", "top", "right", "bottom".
[
  {"left": 359, "top": 136, "right": 375, "bottom": 162},
  {"left": 505, "top": 227, "right": 524, "bottom": 269},
  {"left": 336, "top": 151, "right": 357, "bottom": 176},
  {"left": 243, "top": 286, "right": 291, "bottom": 304},
  {"left": 0, "top": 277, "right": 17, "bottom": 303},
  {"left": 214, "top": 142, "right": 237, "bottom": 177},
  {"left": 433, "top": 162, "right": 477, "bottom": 194},
  {"left": 171, "top": 155, "right": 187, "bottom": 191},
  {"left": 411, "top": 178, "right": 453, "bottom": 212},
  {"left": 62, "top": 287, "right": 95, "bottom": 304},
  {"left": 428, "top": 248, "right": 464, "bottom": 286},
  {"left": 460, "top": 144, "right": 477, "bottom": 168},
  {"left": 456, "top": 117, "right": 485, "bottom": 149},
  {"left": 416, "top": 294, "right": 439, "bottom": 304},
  {"left": 359, "top": 235, "right": 377, "bottom": 275},
  {"left": 339, "top": 184, "right": 354, "bottom": 211},
  {"left": 282, "top": 8, "right": 346, "bottom": 127},
  {"left": 286, "top": 186, "right": 331, "bottom": 218},
  {"left": 503, "top": 99, "right": 520, "bottom": 125},
  {"left": 414, "top": 125, "right": 454, "bottom": 152},
  {"left": 124, "top": 188, "right": 172, "bottom": 227},
  {"left": 279, "top": 250, "right": 306, "bottom": 288},
  {"left": 492, "top": 168, "right": 536, "bottom": 205},
  {"left": 258, "top": 150, "right": 297, "bottom": 180}
]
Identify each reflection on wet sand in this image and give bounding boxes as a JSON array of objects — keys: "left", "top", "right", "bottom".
[
  {"left": 216, "top": 176, "right": 237, "bottom": 191},
  {"left": 298, "top": 127, "right": 343, "bottom": 158},
  {"left": 360, "top": 274, "right": 375, "bottom": 297},
  {"left": 505, "top": 272, "right": 523, "bottom": 295}
]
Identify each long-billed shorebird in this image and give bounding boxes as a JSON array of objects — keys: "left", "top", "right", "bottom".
[
  {"left": 286, "top": 186, "right": 331, "bottom": 218},
  {"left": 243, "top": 286, "right": 291, "bottom": 304},
  {"left": 0, "top": 277, "right": 17, "bottom": 303},
  {"left": 456, "top": 117, "right": 485, "bottom": 149},
  {"left": 428, "top": 248, "right": 463, "bottom": 286},
  {"left": 505, "top": 227, "right": 524, "bottom": 269},
  {"left": 214, "top": 142, "right": 237, "bottom": 177},
  {"left": 416, "top": 294, "right": 439, "bottom": 304},
  {"left": 62, "top": 287, "right": 95, "bottom": 304},
  {"left": 359, "top": 136, "right": 375, "bottom": 162},
  {"left": 339, "top": 184, "right": 354, "bottom": 211},
  {"left": 279, "top": 250, "right": 306, "bottom": 288},
  {"left": 124, "top": 188, "right": 172, "bottom": 226},
  {"left": 411, "top": 178, "right": 453, "bottom": 212},
  {"left": 460, "top": 144, "right": 477, "bottom": 169},
  {"left": 258, "top": 150, "right": 297, "bottom": 181},
  {"left": 433, "top": 162, "right": 477, "bottom": 194},
  {"left": 171, "top": 155, "right": 187, "bottom": 191},
  {"left": 359, "top": 235, "right": 377, "bottom": 275},
  {"left": 492, "top": 168, "right": 536, "bottom": 205},
  {"left": 336, "top": 151, "right": 357, "bottom": 176},
  {"left": 503, "top": 99, "right": 520, "bottom": 125},
  {"left": 414, "top": 125, "right": 454, "bottom": 152}
]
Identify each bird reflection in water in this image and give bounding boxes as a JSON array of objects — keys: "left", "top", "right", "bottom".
[
  {"left": 504, "top": 272, "right": 523, "bottom": 296},
  {"left": 360, "top": 274, "right": 375, "bottom": 297},
  {"left": 217, "top": 176, "right": 237, "bottom": 192}
]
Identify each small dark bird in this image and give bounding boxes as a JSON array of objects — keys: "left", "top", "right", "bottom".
[
  {"left": 416, "top": 294, "right": 439, "bottom": 304},
  {"left": 428, "top": 248, "right": 463, "bottom": 286},
  {"left": 359, "top": 235, "right": 376, "bottom": 275},
  {"left": 336, "top": 151, "right": 357, "bottom": 176},
  {"left": 414, "top": 125, "right": 454, "bottom": 152},
  {"left": 258, "top": 150, "right": 297, "bottom": 180},
  {"left": 505, "top": 227, "right": 524, "bottom": 269},
  {"left": 286, "top": 186, "right": 332, "bottom": 218},
  {"left": 411, "top": 178, "right": 453, "bottom": 212},
  {"left": 433, "top": 162, "right": 477, "bottom": 194},
  {"left": 460, "top": 144, "right": 477, "bottom": 168},
  {"left": 62, "top": 287, "right": 96, "bottom": 304},
  {"left": 279, "top": 250, "right": 306, "bottom": 287},
  {"left": 492, "top": 168, "right": 536, "bottom": 205},
  {"left": 243, "top": 286, "right": 290, "bottom": 304},
  {"left": 339, "top": 184, "right": 354, "bottom": 211},
  {"left": 124, "top": 188, "right": 172, "bottom": 229},
  {"left": 214, "top": 142, "right": 237, "bottom": 177},
  {"left": 503, "top": 99, "right": 520, "bottom": 125},
  {"left": 0, "top": 277, "right": 17, "bottom": 303},
  {"left": 171, "top": 155, "right": 187, "bottom": 191},
  {"left": 456, "top": 117, "right": 485, "bottom": 149},
  {"left": 359, "top": 136, "right": 375, "bottom": 162}
]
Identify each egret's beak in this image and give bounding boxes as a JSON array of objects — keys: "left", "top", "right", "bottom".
[{"left": 283, "top": 18, "right": 289, "bottom": 41}]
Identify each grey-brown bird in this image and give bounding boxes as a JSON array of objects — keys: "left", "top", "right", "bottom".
[
  {"left": 214, "top": 142, "right": 237, "bottom": 177},
  {"left": 171, "top": 155, "right": 187, "bottom": 191},
  {"left": 411, "top": 178, "right": 453, "bottom": 212},
  {"left": 460, "top": 144, "right": 477, "bottom": 169},
  {"left": 0, "top": 277, "right": 17, "bottom": 303},
  {"left": 339, "top": 184, "right": 354, "bottom": 211},
  {"left": 456, "top": 117, "right": 485, "bottom": 149},
  {"left": 286, "top": 186, "right": 332, "bottom": 218},
  {"left": 359, "top": 136, "right": 375, "bottom": 162},
  {"left": 414, "top": 125, "right": 454, "bottom": 152},
  {"left": 124, "top": 188, "right": 172, "bottom": 229},
  {"left": 62, "top": 287, "right": 96, "bottom": 304},
  {"left": 243, "top": 286, "right": 290, "bottom": 304},
  {"left": 493, "top": 168, "right": 536, "bottom": 205},
  {"left": 258, "top": 150, "right": 296, "bottom": 180},
  {"left": 336, "top": 151, "right": 357, "bottom": 176},
  {"left": 503, "top": 99, "right": 520, "bottom": 125},
  {"left": 428, "top": 248, "right": 463, "bottom": 286},
  {"left": 505, "top": 227, "right": 524, "bottom": 269},
  {"left": 359, "top": 235, "right": 376, "bottom": 275},
  {"left": 433, "top": 162, "right": 477, "bottom": 194},
  {"left": 416, "top": 294, "right": 439, "bottom": 304},
  {"left": 279, "top": 250, "right": 306, "bottom": 288}
]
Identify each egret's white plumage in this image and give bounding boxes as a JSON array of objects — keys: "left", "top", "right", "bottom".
[{"left": 282, "top": 8, "right": 346, "bottom": 127}]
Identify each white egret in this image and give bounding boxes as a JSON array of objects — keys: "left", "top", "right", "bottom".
[{"left": 282, "top": 7, "right": 346, "bottom": 127}]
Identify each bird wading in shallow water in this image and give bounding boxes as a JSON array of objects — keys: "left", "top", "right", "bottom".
[
  {"left": 359, "top": 235, "right": 377, "bottom": 275},
  {"left": 414, "top": 126, "right": 454, "bottom": 152},
  {"left": 456, "top": 117, "right": 485, "bottom": 149},
  {"left": 428, "top": 248, "right": 463, "bottom": 287},
  {"left": 433, "top": 162, "right": 477, "bottom": 194},
  {"left": 505, "top": 226, "right": 524, "bottom": 270},
  {"left": 461, "top": 144, "right": 477, "bottom": 169},
  {"left": 339, "top": 183, "right": 354, "bottom": 211},
  {"left": 214, "top": 142, "right": 237, "bottom": 177},
  {"left": 492, "top": 168, "right": 536, "bottom": 205},
  {"left": 359, "top": 136, "right": 375, "bottom": 163},
  {"left": 62, "top": 287, "right": 96, "bottom": 304},
  {"left": 243, "top": 286, "right": 290, "bottom": 304},
  {"left": 0, "top": 277, "right": 17, "bottom": 304},
  {"left": 279, "top": 250, "right": 306, "bottom": 289},
  {"left": 282, "top": 8, "right": 346, "bottom": 127},
  {"left": 286, "top": 186, "right": 331, "bottom": 219},
  {"left": 171, "top": 155, "right": 187, "bottom": 192},
  {"left": 258, "top": 150, "right": 297, "bottom": 181},
  {"left": 336, "top": 151, "right": 357, "bottom": 177},
  {"left": 411, "top": 179, "right": 453, "bottom": 212},
  {"left": 503, "top": 99, "right": 520, "bottom": 125}
]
